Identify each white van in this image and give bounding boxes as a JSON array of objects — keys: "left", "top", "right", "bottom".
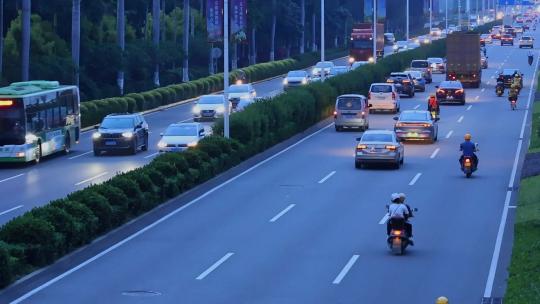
[{"left": 368, "top": 83, "right": 400, "bottom": 113}]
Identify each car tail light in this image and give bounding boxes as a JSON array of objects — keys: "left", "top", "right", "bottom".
[
  {"left": 392, "top": 230, "right": 402, "bottom": 236},
  {"left": 0, "top": 100, "right": 13, "bottom": 107},
  {"left": 437, "top": 89, "right": 445, "bottom": 94},
  {"left": 357, "top": 144, "right": 367, "bottom": 150},
  {"left": 386, "top": 79, "right": 394, "bottom": 83},
  {"left": 385, "top": 145, "right": 397, "bottom": 151},
  {"left": 422, "top": 123, "right": 432, "bottom": 127},
  {"left": 392, "top": 92, "right": 396, "bottom": 100},
  {"left": 402, "top": 80, "right": 410, "bottom": 84},
  {"left": 456, "top": 89, "right": 464, "bottom": 94},
  {"left": 333, "top": 111, "right": 337, "bottom": 117},
  {"left": 361, "top": 111, "right": 366, "bottom": 118}
]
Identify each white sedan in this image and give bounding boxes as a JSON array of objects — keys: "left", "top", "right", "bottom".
[{"left": 158, "top": 123, "right": 206, "bottom": 152}]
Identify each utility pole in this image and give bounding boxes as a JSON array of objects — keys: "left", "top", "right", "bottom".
[
  {"left": 406, "top": 0, "right": 409, "bottom": 40},
  {"left": 321, "top": 0, "right": 326, "bottom": 81},
  {"left": 429, "top": 0, "right": 432, "bottom": 34},
  {"left": 224, "top": 0, "right": 230, "bottom": 138},
  {"left": 445, "top": 0, "right": 448, "bottom": 34},
  {"left": 373, "top": 0, "right": 377, "bottom": 63}
]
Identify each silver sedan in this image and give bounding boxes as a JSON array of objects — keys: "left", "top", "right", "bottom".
[{"left": 354, "top": 130, "right": 404, "bottom": 169}]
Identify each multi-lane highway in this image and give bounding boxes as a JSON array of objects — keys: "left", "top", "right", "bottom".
[{"left": 0, "top": 35, "right": 536, "bottom": 303}]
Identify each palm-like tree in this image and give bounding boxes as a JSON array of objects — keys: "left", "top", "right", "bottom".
[
  {"left": 182, "top": 0, "right": 189, "bottom": 82},
  {"left": 21, "top": 0, "right": 31, "bottom": 81},
  {"left": 117, "top": 0, "right": 125, "bottom": 94},
  {"left": 0, "top": 0, "right": 4, "bottom": 81},
  {"left": 71, "top": 0, "right": 81, "bottom": 86},
  {"left": 152, "top": 0, "right": 160, "bottom": 86}
]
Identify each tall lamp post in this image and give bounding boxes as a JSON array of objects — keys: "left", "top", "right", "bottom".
[
  {"left": 406, "top": 0, "right": 409, "bottom": 41},
  {"left": 224, "top": 0, "right": 230, "bottom": 138},
  {"left": 445, "top": 0, "right": 448, "bottom": 33},
  {"left": 373, "top": 0, "right": 377, "bottom": 63},
  {"left": 321, "top": 0, "right": 326, "bottom": 81},
  {"left": 429, "top": 0, "right": 432, "bottom": 35}
]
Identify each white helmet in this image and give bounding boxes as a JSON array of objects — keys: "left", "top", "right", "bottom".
[
  {"left": 399, "top": 193, "right": 406, "bottom": 200},
  {"left": 391, "top": 193, "right": 400, "bottom": 202}
]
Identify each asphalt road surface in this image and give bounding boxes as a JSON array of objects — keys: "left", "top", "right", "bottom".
[{"left": 1, "top": 37, "right": 536, "bottom": 303}]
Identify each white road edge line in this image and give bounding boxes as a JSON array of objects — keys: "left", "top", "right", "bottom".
[
  {"left": 0, "top": 205, "right": 24, "bottom": 216},
  {"left": 445, "top": 130, "right": 454, "bottom": 139},
  {"left": 413, "top": 104, "right": 420, "bottom": 110},
  {"left": 457, "top": 116, "right": 464, "bottom": 123},
  {"left": 507, "top": 205, "right": 517, "bottom": 209},
  {"left": 481, "top": 88, "right": 485, "bottom": 92},
  {"left": 195, "top": 252, "right": 234, "bottom": 280},
  {"left": 332, "top": 255, "right": 360, "bottom": 285},
  {"left": 269, "top": 204, "right": 296, "bottom": 223},
  {"left": 408, "top": 173, "right": 422, "bottom": 186},
  {"left": 68, "top": 151, "right": 92, "bottom": 160},
  {"left": 378, "top": 214, "right": 389, "bottom": 225},
  {"left": 74, "top": 172, "right": 109, "bottom": 186},
  {"left": 318, "top": 171, "right": 336, "bottom": 184},
  {"left": 430, "top": 148, "right": 440, "bottom": 159},
  {"left": 144, "top": 152, "right": 160, "bottom": 159},
  {"left": 467, "top": 105, "right": 472, "bottom": 111},
  {"left": 0, "top": 174, "right": 24, "bottom": 184},
  {"left": 10, "top": 123, "right": 335, "bottom": 303},
  {"left": 483, "top": 49, "right": 540, "bottom": 298}
]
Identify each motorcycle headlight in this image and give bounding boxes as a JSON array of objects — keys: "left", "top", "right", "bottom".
[
  {"left": 92, "top": 132, "right": 101, "bottom": 140},
  {"left": 192, "top": 105, "right": 201, "bottom": 114},
  {"left": 302, "top": 78, "right": 308, "bottom": 85},
  {"left": 122, "top": 132, "right": 134, "bottom": 139},
  {"left": 216, "top": 105, "right": 225, "bottom": 114},
  {"left": 25, "top": 133, "right": 38, "bottom": 144},
  {"left": 348, "top": 57, "right": 355, "bottom": 63},
  {"left": 157, "top": 141, "right": 167, "bottom": 148},
  {"left": 283, "top": 78, "right": 288, "bottom": 85}
]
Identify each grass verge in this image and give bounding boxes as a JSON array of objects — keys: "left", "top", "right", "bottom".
[{"left": 529, "top": 102, "right": 540, "bottom": 153}]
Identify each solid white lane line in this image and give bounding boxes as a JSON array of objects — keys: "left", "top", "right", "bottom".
[
  {"left": 68, "top": 151, "right": 92, "bottom": 160},
  {"left": 446, "top": 130, "right": 453, "bottom": 139},
  {"left": 0, "top": 205, "right": 24, "bottom": 216},
  {"left": 332, "top": 255, "right": 360, "bottom": 285},
  {"left": 11, "top": 123, "right": 337, "bottom": 304},
  {"left": 269, "top": 204, "right": 296, "bottom": 222},
  {"left": 0, "top": 174, "right": 24, "bottom": 184},
  {"left": 413, "top": 104, "right": 420, "bottom": 109},
  {"left": 144, "top": 152, "right": 160, "bottom": 159},
  {"left": 467, "top": 105, "right": 472, "bottom": 111},
  {"left": 430, "top": 148, "right": 440, "bottom": 159},
  {"left": 507, "top": 205, "right": 517, "bottom": 209},
  {"left": 457, "top": 116, "right": 464, "bottom": 123},
  {"left": 378, "top": 214, "right": 390, "bottom": 224},
  {"left": 408, "top": 173, "right": 422, "bottom": 186},
  {"left": 196, "top": 252, "right": 234, "bottom": 280},
  {"left": 75, "top": 172, "right": 109, "bottom": 186},
  {"left": 318, "top": 171, "right": 336, "bottom": 184}
]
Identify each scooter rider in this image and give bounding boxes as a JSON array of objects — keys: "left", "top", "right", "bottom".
[
  {"left": 398, "top": 193, "right": 414, "bottom": 241},
  {"left": 459, "top": 133, "right": 479, "bottom": 170},
  {"left": 509, "top": 83, "right": 519, "bottom": 103},
  {"left": 528, "top": 50, "right": 534, "bottom": 66},
  {"left": 387, "top": 193, "right": 413, "bottom": 244},
  {"left": 513, "top": 73, "right": 523, "bottom": 94},
  {"left": 495, "top": 77, "right": 505, "bottom": 95},
  {"left": 427, "top": 94, "right": 440, "bottom": 116}
]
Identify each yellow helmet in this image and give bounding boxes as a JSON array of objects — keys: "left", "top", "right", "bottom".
[
  {"left": 436, "top": 296, "right": 449, "bottom": 304},
  {"left": 464, "top": 133, "right": 472, "bottom": 140}
]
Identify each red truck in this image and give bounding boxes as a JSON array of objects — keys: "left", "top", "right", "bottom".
[{"left": 349, "top": 23, "right": 384, "bottom": 63}]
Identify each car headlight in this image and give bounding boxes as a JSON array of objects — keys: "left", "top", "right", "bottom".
[
  {"left": 158, "top": 141, "right": 167, "bottom": 148},
  {"left": 240, "top": 95, "right": 251, "bottom": 100},
  {"left": 92, "top": 132, "right": 101, "bottom": 140},
  {"left": 393, "top": 45, "right": 398, "bottom": 50},
  {"left": 302, "top": 78, "right": 308, "bottom": 85},
  {"left": 192, "top": 105, "right": 201, "bottom": 114},
  {"left": 368, "top": 57, "right": 375, "bottom": 63},
  {"left": 25, "top": 133, "right": 38, "bottom": 144},
  {"left": 312, "top": 69, "right": 318, "bottom": 75},
  {"left": 283, "top": 78, "right": 288, "bottom": 85},
  {"left": 348, "top": 57, "right": 355, "bottom": 63},
  {"left": 122, "top": 132, "right": 134, "bottom": 139},
  {"left": 216, "top": 105, "right": 225, "bottom": 113},
  {"left": 187, "top": 141, "right": 198, "bottom": 147}
]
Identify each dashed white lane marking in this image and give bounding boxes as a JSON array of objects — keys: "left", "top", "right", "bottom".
[
  {"left": 144, "top": 152, "right": 160, "bottom": 159},
  {"left": 446, "top": 130, "right": 454, "bottom": 139},
  {"left": 408, "top": 173, "right": 422, "bottom": 186},
  {"left": 457, "top": 116, "right": 464, "bottom": 123},
  {"left": 332, "top": 255, "right": 360, "bottom": 285},
  {"left": 430, "top": 148, "right": 440, "bottom": 159},
  {"left": 0, "top": 173, "right": 24, "bottom": 184},
  {"left": 0, "top": 205, "right": 24, "bottom": 216},
  {"left": 269, "top": 204, "right": 296, "bottom": 222},
  {"left": 475, "top": 96, "right": 480, "bottom": 100},
  {"left": 481, "top": 88, "right": 485, "bottom": 92},
  {"left": 467, "top": 105, "right": 472, "bottom": 111},
  {"left": 414, "top": 104, "right": 420, "bottom": 109},
  {"left": 318, "top": 171, "right": 336, "bottom": 184},
  {"left": 68, "top": 151, "right": 92, "bottom": 160},
  {"left": 378, "top": 214, "right": 390, "bottom": 224},
  {"left": 75, "top": 172, "right": 109, "bottom": 186},
  {"left": 196, "top": 252, "right": 235, "bottom": 280}
]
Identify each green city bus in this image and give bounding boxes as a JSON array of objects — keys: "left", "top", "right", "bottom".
[{"left": 0, "top": 81, "right": 80, "bottom": 163}]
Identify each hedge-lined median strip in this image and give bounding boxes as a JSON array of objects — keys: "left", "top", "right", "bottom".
[{"left": 0, "top": 22, "right": 500, "bottom": 289}]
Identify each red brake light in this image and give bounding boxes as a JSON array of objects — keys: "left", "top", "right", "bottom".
[
  {"left": 402, "top": 80, "right": 410, "bottom": 83},
  {"left": 456, "top": 89, "right": 464, "bottom": 94},
  {"left": 357, "top": 144, "right": 367, "bottom": 150},
  {"left": 422, "top": 123, "right": 432, "bottom": 127},
  {"left": 465, "top": 159, "right": 471, "bottom": 163},
  {"left": 393, "top": 230, "right": 402, "bottom": 236},
  {"left": 437, "top": 89, "right": 445, "bottom": 94},
  {"left": 0, "top": 100, "right": 13, "bottom": 107},
  {"left": 385, "top": 145, "right": 397, "bottom": 150},
  {"left": 392, "top": 92, "right": 396, "bottom": 100}
]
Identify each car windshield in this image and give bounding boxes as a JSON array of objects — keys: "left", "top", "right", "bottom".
[
  {"left": 399, "top": 112, "right": 429, "bottom": 122},
  {"left": 411, "top": 61, "right": 429, "bottom": 68},
  {"left": 0, "top": 100, "right": 25, "bottom": 145},
  {"left": 390, "top": 74, "right": 408, "bottom": 78},
  {"left": 440, "top": 81, "right": 462, "bottom": 89},
  {"left": 101, "top": 117, "right": 134, "bottom": 129},
  {"left": 522, "top": 36, "right": 532, "bottom": 41},
  {"left": 361, "top": 133, "right": 393, "bottom": 142},
  {"left": 229, "top": 85, "right": 250, "bottom": 93},
  {"left": 199, "top": 96, "right": 224, "bottom": 104},
  {"left": 316, "top": 62, "right": 333, "bottom": 68},
  {"left": 337, "top": 97, "right": 363, "bottom": 110},
  {"left": 164, "top": 125, "right": 198, "bottom": 136},
  {"left": 408, "top": 71, "right": 422, "bottom": 78},
  {"left": 428, "top": 58, "right": 443, "bottom": 63},
  {"left": 370, "top": 85, "right": 392, "bottom": 93},
  {"left": 287, "top": 71, "right": 306, "bottom": 77},
  {"left": 330, "top": 67, "right": 348, "bottom": 74}
]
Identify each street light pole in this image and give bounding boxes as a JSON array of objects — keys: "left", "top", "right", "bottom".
[
  {"left": 406, "top": 0, "right": 409, "bottom": 41},
  {"left": 373, "top": 0, "right": 377, "bottom": 63},
  {"left": 321, "top": 0, "right": 325, "bottom": 81},
  {"left": 224, "top": 0, "right": 230, "bottom": 138},
  {"left": 445, "top": 0, "right": 448, "bottom": 34},
  {"left": 429, "top": 0, "right": 432, "bottom": 35}
]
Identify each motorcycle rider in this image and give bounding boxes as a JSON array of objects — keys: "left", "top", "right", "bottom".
[
  {"left": 436, "top": 297, "right": 449, "bottom": 304},
  {"left": 398, "top": 193, "right": 414, "bottom": 243},
  {"left": 427, "top": 94, "right": 440, "bottom": 118},
  {"left": 528, "top": 50, "right": 534, "bottom": 66},
  {"left": 495, "top": 77, "right": 505, "bottom": 95},
  {"left": 387, "top": 193, "right": 413, "bottom": 245},
  {"left": 509, "top": 82, "right": 520, "bottom": 104},
  {"left": 513, "top": 72, "right": 523, "bottom": 94},
  {"left": 459, "top": 133, "right": 479, "bottom": 170}
]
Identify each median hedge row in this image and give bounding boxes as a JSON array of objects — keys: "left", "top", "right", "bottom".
[
  {"left": 2, "top": 25, "right": 509, "bottom": 287},
  {"left": 80, "top": 48, "right": 347, "bottom": 128}
]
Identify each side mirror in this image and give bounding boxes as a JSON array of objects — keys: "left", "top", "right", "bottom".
[
  {"left": 94, "top": 125, "right": 99, "bottom": 130},
  {"left": 160, "top": 133, "right": 163, "bottom": 137},
  {"left": 393, "top": 116, "right": 399, "bottom": 121},
  {"left": 356, "top": 137, "right": 362, "bottom": 141}
]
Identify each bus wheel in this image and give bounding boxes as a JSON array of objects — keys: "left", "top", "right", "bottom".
[
  {"left": 34, "top": 143, "right": 42, "bottom": 164},
  {"left": 63, "top": 133, "right": 71, "bottom": 154}
]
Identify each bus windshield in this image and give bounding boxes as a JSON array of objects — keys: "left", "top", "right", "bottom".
[
  {"left": 351, "top": 40, "right": 373, "bottom": 49},
  {"left": 0, "top": 99, "right": 25, "bottom": 145}
]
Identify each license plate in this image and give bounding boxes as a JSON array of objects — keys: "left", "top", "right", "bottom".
[
  {"left": 447, "top": 96, "right": 454, "bottom": 99},
  {"left": 408, "top": 132, "right": 419, "bottom": 137},
  {"left": 105, "top": 141, "right": 116, "bottom": 146}
]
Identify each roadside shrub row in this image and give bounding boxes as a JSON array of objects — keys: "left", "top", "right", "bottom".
[
  {"left": 80, "top": 48, "right": 347, "bottom": 128},
  {"left": 2, "top": 25, "right": 505, "bottom": 287}
]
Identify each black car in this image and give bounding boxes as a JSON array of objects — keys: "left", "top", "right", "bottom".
[
  {"left": 435, "top": 81, "right": 466, "bottom": 105},
  {"left": 500, "top": 34, "right": 514, "bottom": 46},
  {"left": 92, "top": 113, "right": 149, "bottom": 155},
  {"left": 386, "top": 72, "right": 415, "bottom": 98},
  {"left": 498, "top": 69, "right": 523, "bottom": 88}
]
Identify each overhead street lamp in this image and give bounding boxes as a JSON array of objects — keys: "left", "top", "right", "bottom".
[
  {"left": 406, "top": 0, "right": 409, "bottom": 41},
  {"left": 373, "top": 0, "right": 377, "bottom": 63},
  {"left": 321, "top": 0, "right": 326, "bottom": 81},
  {"left": 224, "top": 0, "right": 230, "bottom": 138}
]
